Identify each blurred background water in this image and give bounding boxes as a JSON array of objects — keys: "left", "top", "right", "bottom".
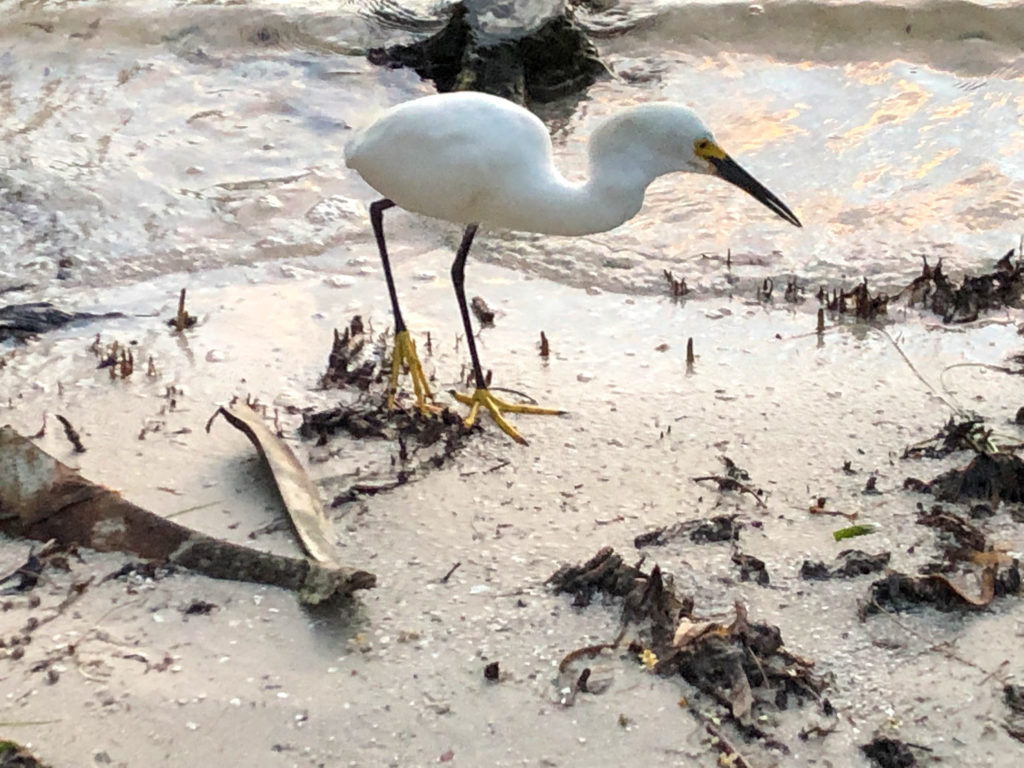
[{"left": 0, "top": 0, "right": 1021, "bottom": 297}]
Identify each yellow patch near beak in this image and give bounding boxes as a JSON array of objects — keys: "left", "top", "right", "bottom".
[{"left": 693, "top": 138, "right": 727, "bottom": 161}]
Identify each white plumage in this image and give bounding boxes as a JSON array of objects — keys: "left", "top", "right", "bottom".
[{"left": 343, "top": 91, "right": 800, "bottom": 443}]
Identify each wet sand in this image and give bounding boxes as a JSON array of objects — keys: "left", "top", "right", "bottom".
[{"left": 2, "top": 250, "right": 1023, "bottom": 767}]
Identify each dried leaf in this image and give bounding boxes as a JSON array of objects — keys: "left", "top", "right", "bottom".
[
  {"left": 925, "top": 566, "right": 996, "bottom": 607},
  {"left": 215, "top": 401, "right": 339, "bottom": 566},
  {"left": 672, "top": 618, "right": 721, "bottom": 649}
]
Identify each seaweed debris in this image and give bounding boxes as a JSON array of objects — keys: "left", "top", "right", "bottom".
[
  {"left": 800, "top": 550, "right": 890, "bottom": 581},
  {"left": 307, "top": 314, "right": 472, "bottom": 453},
  {"left": 1004, "top": 684, "right": 1024, "bottom": 744},
  {"left": 633, "top": 514, "right": 740, "bottom": 548},
  {"left": 860, "top": 736, "right": 925, "bottom": 767},
  {"left": 813, "top": 247, "right": 1024, "bottom": 325},
  {"left": 320, "top": 315, "right": 382, "bottom": 391},
  {"left": 548, "top": 547, "right": 830, "bottom": 755},
  {"left": 924, "top": 452, "right": 1024, "bottom": 505},
  {"left": 0, "top": 741, "right": 52, "bottom": 768},
  {"left": 902, "top": 250, "right": 1024, "bottom": 323},
  {"left": 902, "top": 416, "right": 994, "bottom": 459},
  {"left": 860, "top": 505, "right": 1020, "bottom": 617},
  {"left": 817, "top": 280, "right": 889, "bottom": 321}
]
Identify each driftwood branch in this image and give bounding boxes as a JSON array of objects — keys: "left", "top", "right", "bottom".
[{"left": 0, "top": 425, "right": 375, "bottom": 604}]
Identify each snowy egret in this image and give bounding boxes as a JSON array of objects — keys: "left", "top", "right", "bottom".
[{"left": 345, "top": 91, "right": 801, "bottom": 443}]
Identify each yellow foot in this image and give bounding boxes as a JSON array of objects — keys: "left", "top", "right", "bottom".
[
  {"left": 389, "top": 330, "right": 435, "bottom": 413},
  {"left": 450, "top": 387, "right": 564, "bottom": 445}
]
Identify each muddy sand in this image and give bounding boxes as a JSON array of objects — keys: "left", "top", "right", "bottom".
[{"left": 2, "top": 246, "right": 1024, "bottom": 768}]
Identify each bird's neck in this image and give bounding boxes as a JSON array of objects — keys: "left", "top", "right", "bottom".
[
  {"left": 515, "top": 161, "right": 653, "bottom": 237},
  {"left": 582, "top": 159, "right": 657, "bottom": 233}
]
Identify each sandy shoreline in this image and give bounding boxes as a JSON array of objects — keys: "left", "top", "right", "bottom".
[
  {"left": 2, "top": 251, "right": 1023, "bottom": 767},
  {"left": 3, "top": 0, "right": 1024, "bottom": 763}
]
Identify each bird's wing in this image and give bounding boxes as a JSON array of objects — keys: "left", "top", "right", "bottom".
[{"left": 349, "top": 100, "right": 554, "bottom": 225}]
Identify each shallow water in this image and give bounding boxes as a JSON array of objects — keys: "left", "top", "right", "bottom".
[{"left": 0, "top": 0, "right": 1021, "bottom": 298}]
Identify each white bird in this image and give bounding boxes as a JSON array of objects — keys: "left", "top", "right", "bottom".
[{"left": 345, "top": 91, "right": 801, "bottom": 443}]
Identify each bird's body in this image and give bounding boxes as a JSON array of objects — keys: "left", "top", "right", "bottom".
[
  {"left": 345, "top": 91, "right": 801, "bottom": 443},
  {"left": 346, "top": 93, "right": 584, "bottom": 233},
  {"left": 345, "top": 92, "right": 758, "bottom": 236}
]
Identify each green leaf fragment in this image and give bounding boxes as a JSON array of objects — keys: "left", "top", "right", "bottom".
[{"left": 833, "top": 523, "right": 880, "bottom": 541}]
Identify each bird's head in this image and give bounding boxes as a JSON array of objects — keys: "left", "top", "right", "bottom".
[
  {"left": 594, "top": 103, "right": 801, "bottom": 228},
  {"left": 689, "top": 131, "right": 801, "bottom": 227}
]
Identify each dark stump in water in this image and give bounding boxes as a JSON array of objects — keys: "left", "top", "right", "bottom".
[{"left": 367, "top": 0, "right": 608, "bottom": 103}]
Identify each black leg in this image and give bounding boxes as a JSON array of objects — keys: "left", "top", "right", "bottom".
[
  {"left": 450, "top": 223, "right": 486, "bottom": 389},
  {"left": 369, "top": 198, "right": 406, "bottom": 333}
]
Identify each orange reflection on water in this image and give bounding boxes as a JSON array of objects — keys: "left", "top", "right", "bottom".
[
  {"left": 851, "top": 163, "right": 893, "bottom": 191},
  {"left": 713, "top": 104, "right": 807, "bottom": 154},
  {"left": 829, "top": 78, "right": 931, "bottom": 153},
  {"left": 925, "top": 100, "right": 973, "bottom": 127},
  {"left": 908, "top": 147, "right": 959, "bottom": 179},
  {"left": 841, "top": 62, "right": 894, "bottom": 87}
]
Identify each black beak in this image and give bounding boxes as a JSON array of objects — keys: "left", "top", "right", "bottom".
[{"left": 709, "top": 155, "right": 802, "bottom": 228}]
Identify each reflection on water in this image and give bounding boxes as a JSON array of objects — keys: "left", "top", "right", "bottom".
[{"left": 0, "top": 0, "right": 1021, "bottom": 297}]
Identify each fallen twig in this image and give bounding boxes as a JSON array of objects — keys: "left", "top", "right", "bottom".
[
  {"left": 54, "top": 414, "right": 86, "bottom": 453},
  {"left": 692, "top": 475, "right": 767, "bottom": 508},
  {"left": 440, "top": 562, "right": 461, "bottom": 583}
]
